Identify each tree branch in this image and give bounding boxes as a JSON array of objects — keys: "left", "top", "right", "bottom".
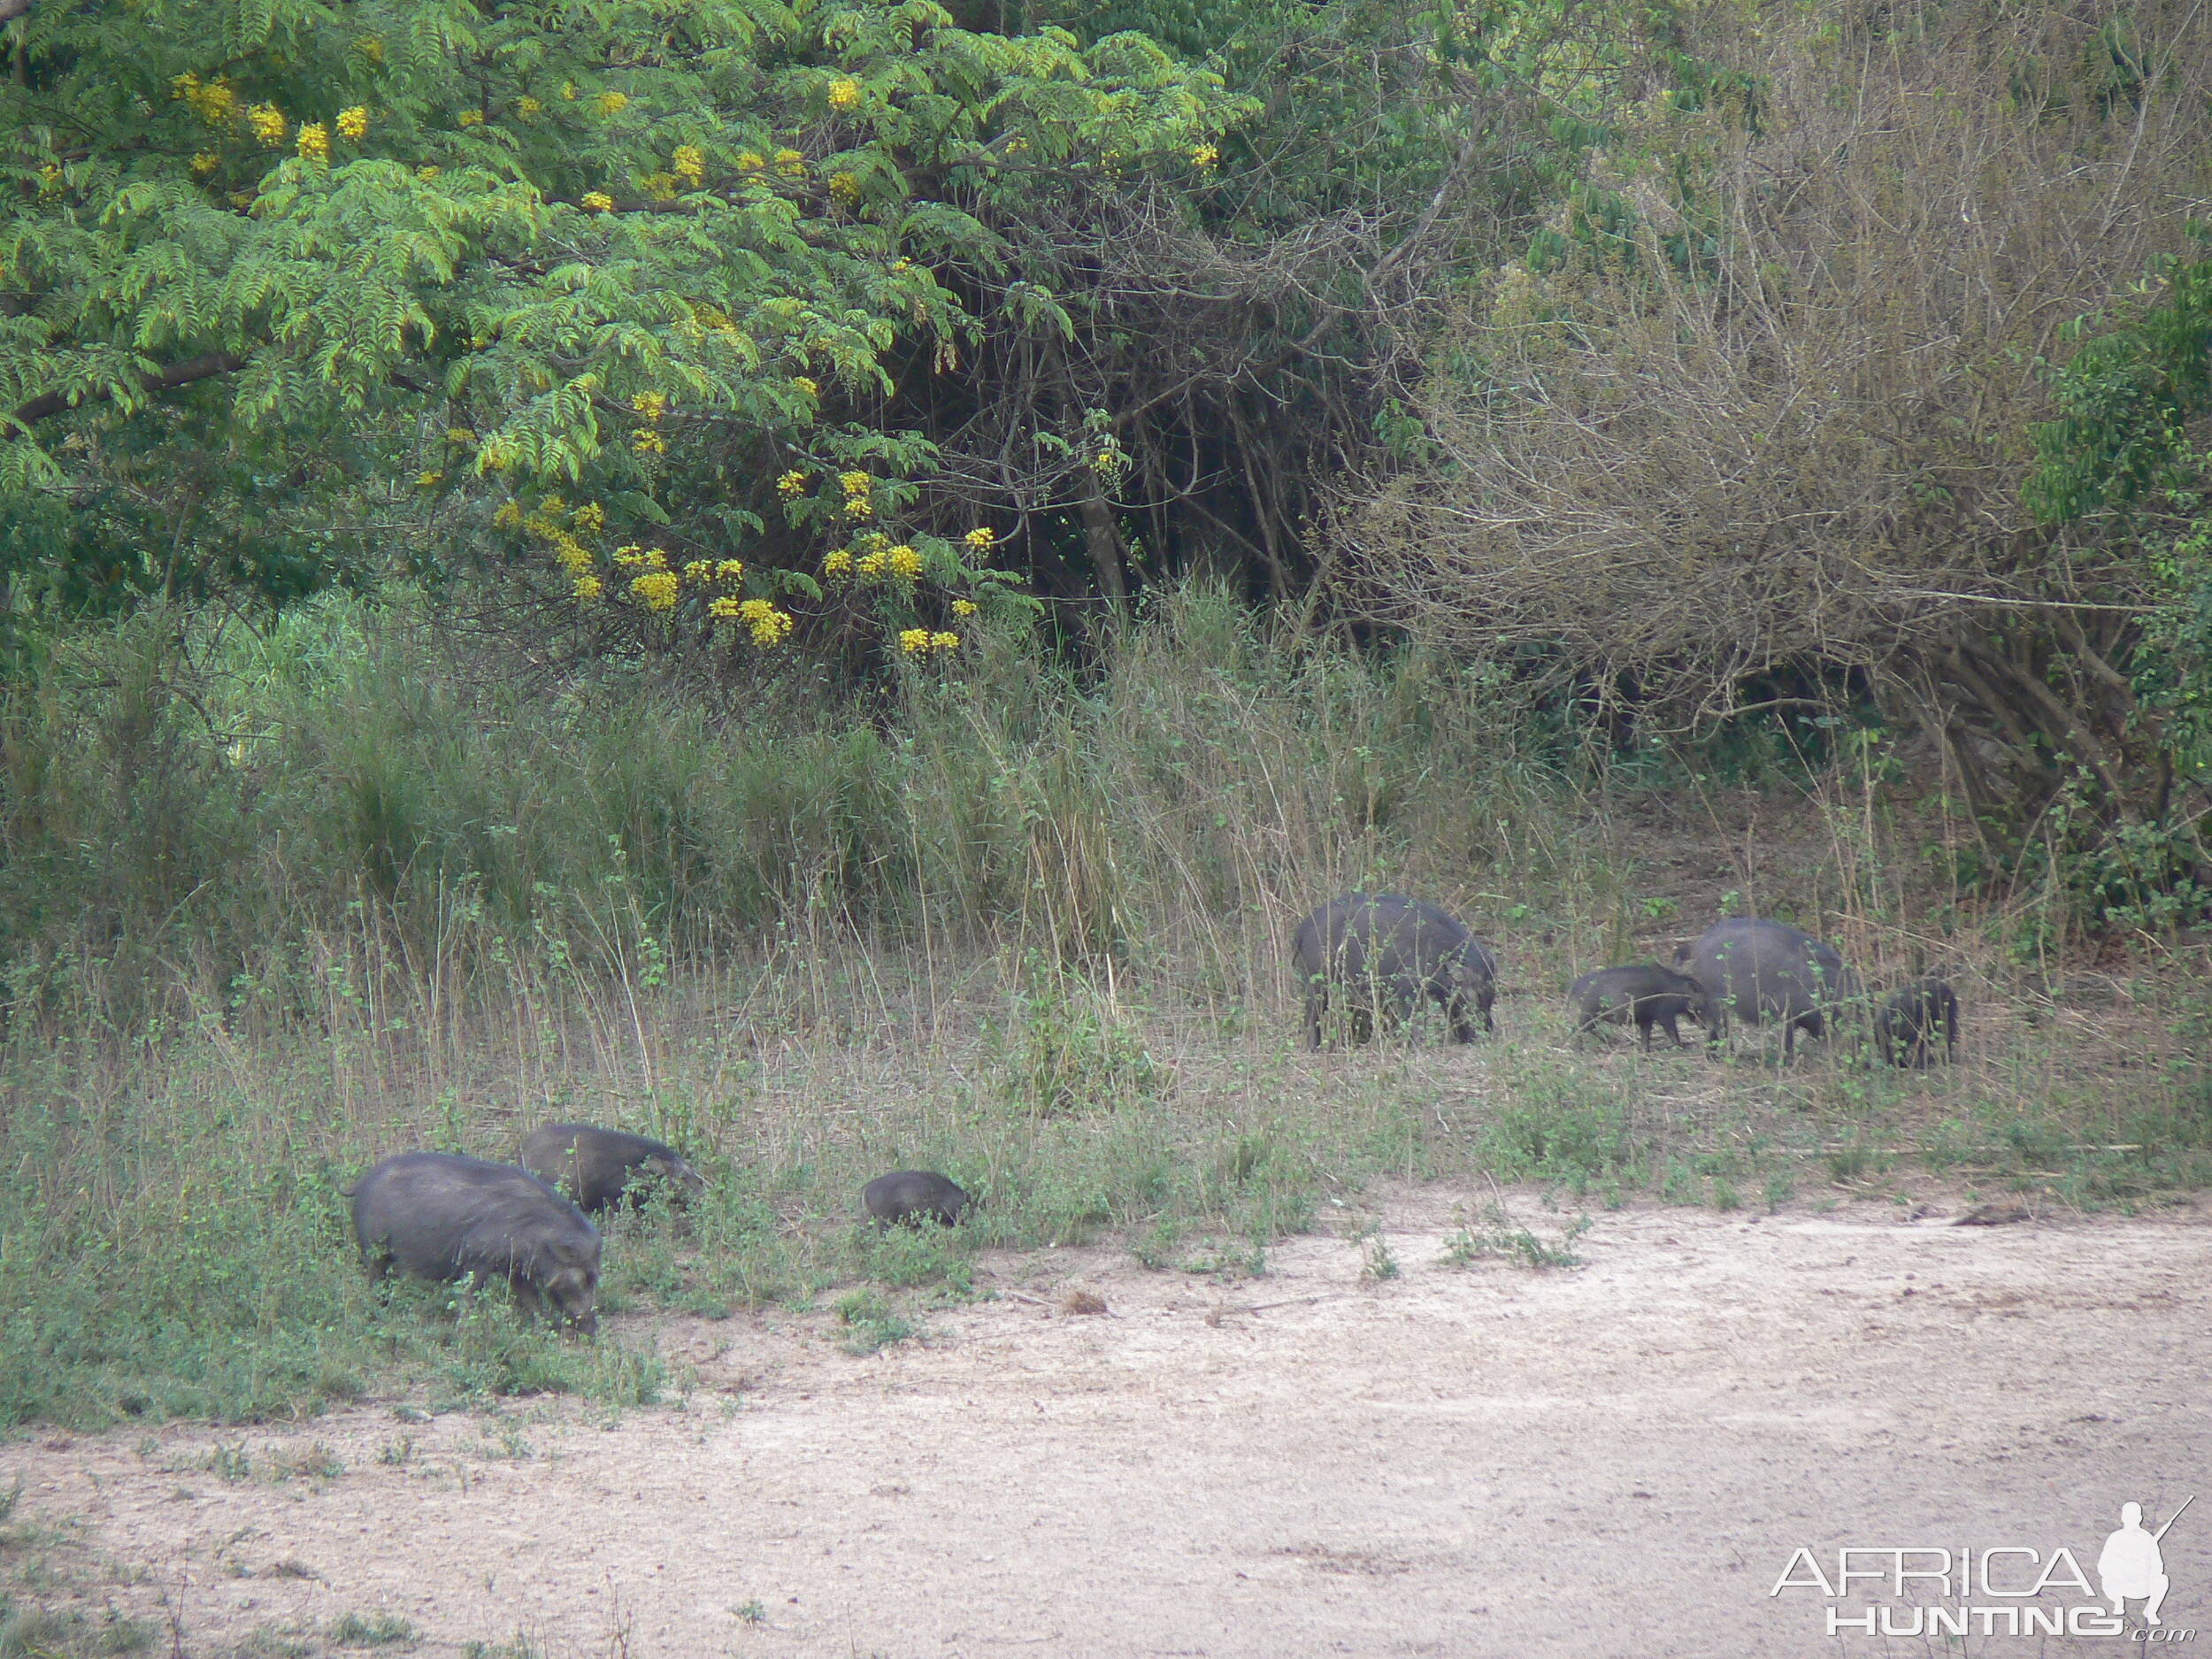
[
  {"left": 0, "top": 0, "right": 33, "bottom": 24},
  {"left": 6, "top": 351, "right": 248, "bottom": 434}
]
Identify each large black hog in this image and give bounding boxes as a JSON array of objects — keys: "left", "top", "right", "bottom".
[
  {"left": 1675, "top": 918, "right": 1855, "bottom": 1062},
  {"left": 864, "top": 1171, "right": 975, "bottom": 1229},
  {"left": 520, "top": 1123, "right": 705, "bottom": 1215},
  {"left": 1878, "top": 978, "right": 1959, "bottom": 1068},
  {"left": 1568, "top": 964, "right": 1705, "bottom": 1051},
  {"left": 348, "top": 1153, "right": 601, "bottom": 1333},
  {"left": 1292, "top": 894, "right": 1498, "bottom": 1048}
]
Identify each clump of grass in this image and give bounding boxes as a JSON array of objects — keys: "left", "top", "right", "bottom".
[
  {"left": 1441, "top": 1207, "right": 1593, "bottom": 1271},
  {"left": 0, "top": 1606, "right": 157, "bottom": 1658},
  {"left": 995, "top": 963, "right": 1164, "bottom": 1118},
  {"left": 833, "top": 1290, "right": 915, "bottom": 1356},
  {"left": 326, "top": 1611, "right": 419, "bottom": 1647},
  {"left": 1479, "top": 1057, "right": 1648, "bottom": 1194},
  {"left": 1352, "top": 1222, "right": 1399, "bottom": 1281}
]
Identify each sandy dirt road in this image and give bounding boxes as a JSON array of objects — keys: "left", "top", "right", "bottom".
[{"left": 6, "top": 1188, "right": 2208, "bottom": 1658}]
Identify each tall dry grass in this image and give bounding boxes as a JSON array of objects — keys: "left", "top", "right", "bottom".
[{"left": 2, "top": 580, "right": 2205, "bottom": 1431}]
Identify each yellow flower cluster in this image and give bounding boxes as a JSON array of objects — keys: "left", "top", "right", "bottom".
[
  {"left": 416, "top": 469, "right": 442, "bottom": 488},
  {"left": 641, "top": 172, "right": 680, "bottom": 203},
  {"left": 525, "top": 497, "right": 597, "bottom": 579},
  {"left": 457, "top": 110, "right": 486, "bottom": 128},
  {"left": 447, "top": 426, "right": 476, "bottom": 446},
  {"left": 613, "top": 544, "right": 668, "bottom": 570},
  {"left": 631, "top": 571, "right": 680, "bottom": 611},
  {"left": 840, "top": 471, "right": 872, "bottom": 519},
  {"left": 583, "top": 191, "right": 615, "bottom": 212},
  {"left": 823, "top": 549, "right": 854, "bottom": 577},
  {"left": 828, "top": 77, "right": 862, "bottom": 109},
  {"left": 899, "top": 629, "right": 961, "bottom": 654},
  {"left": 358, "top": 37, "right": 386, "bottom": 65},
  {"left": 338, "top": 106, "right": 369, "bottom": 140},
  {"left": 575, "top": 574, "right": 603, "bottom": 601},
  {"left": 173, "top": 73, "right": 239, "bottom": 126},
  {"left": 829, "top": 171, "right": 860, "bottom": 208},
  {"left": 717, "top": 558, "right": 745, "bottom": 581},
  {"left": 889, "top": 544, "right": 922, "bottom": 579},
  {"left": 417, "top": 165, "right": 442, "bottom": 182},
  {"left": 518, "top": 96, "right": 543, "bottom": 117},
  {"left": 632, "top": 389, "right": 667, "bottom": 422},
  {"left": 249, "top": 104, "right": 287, "bottom": 147},
  {"left": 709, "top": 596, "right": 742, "bottom": 618},
  {"left": 777, "top": 470, "right": 809, "bottom": 498},
  {"left": 774, "top": 148, "right": 806, "bottom": 177},
  {"left": 737, "top": 150, "right": 764, "bottom": 173},
  {"left": 595, "top": 91, "right": 630, "bottom": 118},
  {"left": 952, "top": 598, "right": 978, "bottom": 617},
  {"left": 191, "top": 152, "right": 220, "bottom": 176},
  {"left": 964, "top": 526, "right": 995, "bottom": 550},
  {"left": 793, "top": 376, "right": 819, "bottom": 399},
  {"left": 1191, "top": 143, "right": 1220, "bottom": 170},
  {"left": 672, "top": 146, "right": 705, "bottom": 186},
  {"left": 493, "top": 500, "right": 524, "bottom": 528},
  {"left": 297, "top": 122, "right": 330, "bottom": 163},
  {"left": 634, "top": 428, "right": 666, "bottom": 456},
  {"left": 739, "top": 599, "right": 795, "bottom": 643}
]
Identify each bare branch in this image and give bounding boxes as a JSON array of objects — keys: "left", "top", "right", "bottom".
[{"left": 6, "top": 352, "right": 249, "bottom": 434}]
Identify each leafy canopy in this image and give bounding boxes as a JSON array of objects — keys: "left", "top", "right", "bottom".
[{"left": 0, "top": 0, "right": 1240, "bottom": 639}]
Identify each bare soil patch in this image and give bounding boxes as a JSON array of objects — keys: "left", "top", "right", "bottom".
[{"left": 7, "top": 1187, "right": 2208, "bottom": 1658}]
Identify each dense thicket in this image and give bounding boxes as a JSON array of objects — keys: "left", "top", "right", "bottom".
[
  {"left": 8, "top": 0, "right": 2212, "bottom": 933},
  {"left": 1336, "top": 0, "right": 2212, "bottom": 895},
  {"left": 0, "top": 0, "right": 1730, "bottom": 658}
]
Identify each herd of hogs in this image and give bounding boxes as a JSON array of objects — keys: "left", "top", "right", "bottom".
[{"left": 346, "top": 892, "right": 1957, "bottom": 1336}]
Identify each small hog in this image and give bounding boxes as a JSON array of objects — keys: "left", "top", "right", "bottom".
[
  {"left": 1291, "top": 893, "right": 1499, "bottom": 1048},
  {"left": 864, "top": 1171, "right": 975, "bottom": 1230},
  {"left": 1568, "top": 964, "right": 1706, "bottom": 1051},
  {"left": 520, "top": 1123, "right": 706, "bottom": 1215},
  {"left": 1675, "top": 918, "right": 1856, "bottom": 1062},
  {"left": 348, "top": 1152, "right": 601, "bottom": 1333},
  {"left": 1878, "top": 978, "right": 1959, "bottom": 1068}
]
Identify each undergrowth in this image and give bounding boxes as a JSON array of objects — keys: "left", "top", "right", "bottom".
[{"left": 0, "top": 585, "right": 2203, "bottom": 1429}]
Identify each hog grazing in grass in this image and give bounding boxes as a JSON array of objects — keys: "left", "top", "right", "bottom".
[
  {"left": 1674, "top": 918, "right": 1856, "bottom": 1063},
  {"left": 1292, "top": 894, "right": 1498, "bottom": 1048},
  {"left": 1878, "top": 978, "right": 1959, "bottom": 1069},
  {"left": 864, "top": 1171, "right": 975, "bottom": 1230},
  {"left": 1568, "top": 964, "right": 1706, "bottom": 1051},
  {"left": 520, "top": 1123, "right": 706, "bottom": 1215},
  {"left": 348, "top": 1152, "right": 601, "bottom": 1333}
]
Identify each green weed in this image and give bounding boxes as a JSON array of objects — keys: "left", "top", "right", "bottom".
[{"left": 1442, "top": 1208, "right": 1594, "bottom": 1271}]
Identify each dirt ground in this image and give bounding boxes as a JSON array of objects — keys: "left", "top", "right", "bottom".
[{"left": 6, "top": 1187, "right": 2208, "bottom": 1659}]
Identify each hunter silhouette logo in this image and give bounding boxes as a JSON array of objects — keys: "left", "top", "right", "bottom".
[
  {"left": 1771, "top": 1496, "right": 2196, "bottom": 1640},
  {"left": 2101, "top": 1497, "right": 2191, "bottom": 1627}
]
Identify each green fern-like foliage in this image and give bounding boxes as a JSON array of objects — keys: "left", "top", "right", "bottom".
[{"left": 0, "top": 0, "right": 1239, "bottom": 644}]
